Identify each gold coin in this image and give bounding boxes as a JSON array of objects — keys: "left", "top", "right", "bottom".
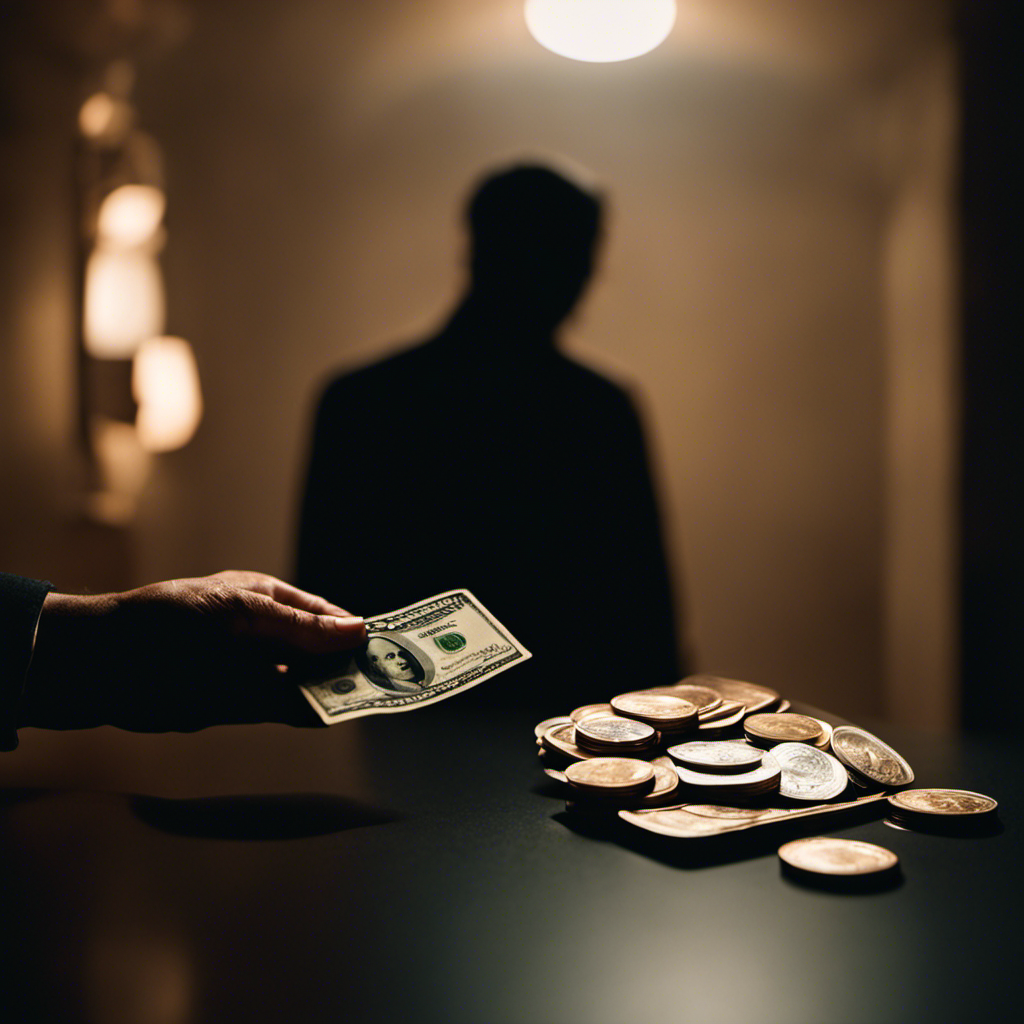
[
  {"left": 777, "top": 837, "right": 898, "bottom": 876},
  {"left": 611, "top": 692, "right": 698, "bottom": 725},
  {"left": 565, "top": 757, "right": 656, "bottom": 793},
  {"left": 745, "top": 712, "right": 823, "bottom": 746},
  {"left": 667, "top": 682, "right": 723, "bottom": 713},
  {"left": 888, "top": 788, "right": 997, "bottom": 817}
]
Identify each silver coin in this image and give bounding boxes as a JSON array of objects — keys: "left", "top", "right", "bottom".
[
  {"left": 667, "top": 740, "right": 764, "bottom": 773},
  {"left": 771, "top": 742, "right": 848, "bottom": 801},
  {"left": 831, "top": 726, "right": 914, "bottom": 787},
  {"left": 575, "top": 717, "right": 656, "bottom": 745},
  {"left": 675, "top": 753, "right": 781, "bottom": 791}
]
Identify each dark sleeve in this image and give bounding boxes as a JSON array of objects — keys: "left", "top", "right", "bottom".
[{"left": 0, "top": 573, "right": 54, "bottom": 751}]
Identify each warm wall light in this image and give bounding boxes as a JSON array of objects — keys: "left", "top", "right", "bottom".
[
  {"left": 78, "top": 91, "right": 134, "bottom": 143},
  {"left": 525, "top": 0, "right": 677, "bottom": 63},
  {"left": 83, "top": 243, "right": 166, "bottom": 358},
  {"left": 88, "top": 416, "right": 154, "bottom": 524},
  {"left": 133, "top": 336, "right": 203, "bottom": 452},
  {"left": 97, "top": 184, "right": 166, "bottom": 247}
]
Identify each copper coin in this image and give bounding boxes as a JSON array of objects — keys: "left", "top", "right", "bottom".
[
  {"left": 687, "top": 675, "right": 778, "bottom": 713},
  {"left": 777, "top": 837, "right": 898, "bottom": 876},
  {"left": 611, "top": 692, "right": 698, "bottom": 725},
  {"left": 639, "top": 763, "right": 680, "bottom": 806},
  {"left": 745, "top": 713, "right": 823, "bottom": 746},
  {"left": 697, "top": 706, "right": 747, "bottom": 735},
  {"left": 667, "top": 682, "right": 723, "bottom": 713},
  {"left": 565, "top": 757, "right": 656, "bottom": 793},
  {"left": 888, "top": 788, "right": 997, "bottom": 817}
]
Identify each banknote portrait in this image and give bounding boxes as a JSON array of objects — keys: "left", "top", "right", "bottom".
[{"left": 357, "top": 634, "right": 435, "bottom": 693}]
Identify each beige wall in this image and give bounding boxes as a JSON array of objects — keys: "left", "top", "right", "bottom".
[{"left": 1, "top": 1, "right": 957, "bottom": 728}]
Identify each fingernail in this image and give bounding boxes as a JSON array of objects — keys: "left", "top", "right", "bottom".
[{"left": 330, "top": 615, "right": 364, "bottom": 630}]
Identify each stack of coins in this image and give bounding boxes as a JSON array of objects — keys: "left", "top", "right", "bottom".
[
  {"left": 696, "top": 700, "right": 747, "bottom": 734},
  {"left": 667, "top": 740, "right": 765, "bottom": 775},
  {"left": 744, "top": 712, "right": 824, "bottom": 749},
  {"left": 610, "top": 692, "right": 699, "bottom": 735},
  {"left": 886, "top": 788, "right": 998, "bottom": 833},
  {"left": 683, "top": 675, "right": 780, "bottom": 715},
  {"left": 574, "top": 716, "right": 659, "bottom": 757},
  {"left": 570, "top": 703, "right": 615, "bottom": 724},
  {"left": 565, "top": 757, "right": 657, "bottom": 806},
  {"left": 539, "top": 721, "right": 594, "bottom": 765},
  {"left": 673, "top": 752, "right": 782, "bottom": 799},
  {"left": 831, "top": 726, "right": 915, "bottom": 790}
]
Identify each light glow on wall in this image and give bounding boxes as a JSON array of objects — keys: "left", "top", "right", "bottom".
[
  {"left": 525, "top": 0, "right": 677, "bottom": 63},
  {"left": 133, "top": 336, "right": 203, "bottom": 452},
  {"left": 83, "top": 244, "right": 166, "bottom": 358},
  {"left": 97, "top": 185, "right": 166, "bottom": 248}
]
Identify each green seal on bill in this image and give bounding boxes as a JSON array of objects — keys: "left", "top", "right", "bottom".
[{"left": 434, "top": 632, "right": 468, "bottom": 653}]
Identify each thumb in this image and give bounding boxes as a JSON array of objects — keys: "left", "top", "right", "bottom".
[{"left": 234, "top": 592, "right": 366, "bottom": 654}]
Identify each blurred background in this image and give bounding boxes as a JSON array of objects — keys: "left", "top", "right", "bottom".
[{"left": 0, "top": 0, "right": 1015, "bottom": 764}]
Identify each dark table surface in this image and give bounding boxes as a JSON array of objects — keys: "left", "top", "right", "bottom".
[{"left": 1, "top": 700, "right": 1019, "bottom": 1023}]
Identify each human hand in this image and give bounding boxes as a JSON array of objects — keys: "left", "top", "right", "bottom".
[{"left": 20, "top": 570, "right": 367, "bottom": 732}]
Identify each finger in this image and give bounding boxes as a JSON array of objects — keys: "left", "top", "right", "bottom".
[
  {"left": 264, "top": 579, "right": 354, "bottom": 618},
  {"left": 212, "top": 571, "right": 354, "bottom": 618},
  {"left": 234, "top": 592, "right": 366, "bottom": 654}
]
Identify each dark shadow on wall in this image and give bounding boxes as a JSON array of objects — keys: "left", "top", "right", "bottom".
[{"left": 296, "top": 162, "right": 685, "bottom": 713}]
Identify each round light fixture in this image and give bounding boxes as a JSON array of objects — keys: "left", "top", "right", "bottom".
[{"left": 525, "top": 0, "right": 677, "bottom": 63}]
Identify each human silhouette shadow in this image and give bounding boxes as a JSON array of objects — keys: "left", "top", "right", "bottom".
[{"left": 296, "top": 162, "right": 683, "bottom": 712}]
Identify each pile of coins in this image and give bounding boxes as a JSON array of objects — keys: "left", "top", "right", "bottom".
[
  {"left": 574, "top": 715, "right": 659, "bottom": 757},
  {"left": 534, "top": 675, "right": 999, "bottom": 852}
]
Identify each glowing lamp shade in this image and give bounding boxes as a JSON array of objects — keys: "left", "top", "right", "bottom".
[
  {"left": 83, "top": 246, "right": 166, "bottom": 358},
  {"left": 525, "top": 0, "right": 676, "bottom": 63},
  {"left": 97, "top": 185, "right": 166, "bottom": 247},
  {"left": 78, "top": 92, "right": 133, "bottom": 142},
  {"left": 133, "top": 336, "right": 203, "bottom": 452}
]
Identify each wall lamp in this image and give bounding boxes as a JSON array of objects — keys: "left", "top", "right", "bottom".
[{"left": 76, "top": 61, "right": 202, "bottom": 524}]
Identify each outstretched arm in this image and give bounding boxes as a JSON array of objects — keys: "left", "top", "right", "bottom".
[{"left": 17, "top": 570, "right": 366, "bottom": 734}]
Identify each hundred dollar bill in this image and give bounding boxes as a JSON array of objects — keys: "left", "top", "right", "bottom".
[{"left": 298, "top": 588, "right": 531, "bottom": 724}]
